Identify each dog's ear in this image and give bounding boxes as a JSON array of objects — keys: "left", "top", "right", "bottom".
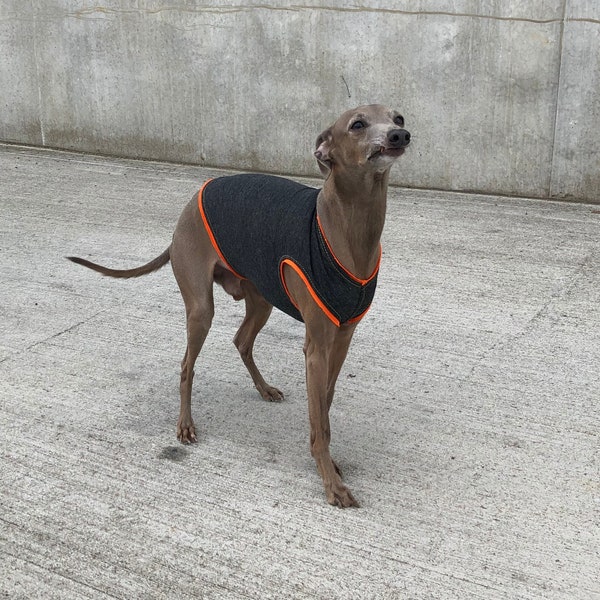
[{"left": 314, "top": 127, "right": 333, "bottom": 176}]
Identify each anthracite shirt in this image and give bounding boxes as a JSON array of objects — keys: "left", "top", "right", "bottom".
[{"left": 198, "top": 174, "right": 379, "bottom": 327}]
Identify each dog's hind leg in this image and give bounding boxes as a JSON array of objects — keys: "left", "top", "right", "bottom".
[
  {"left": 170, "top": 199, "right": 217, "bottom": 443},
  {"left": 233, "top": 280, "right": 284, "bottom": 401},
  {"left": 175, "top": 293, "right": 214, "bottom": 443}
]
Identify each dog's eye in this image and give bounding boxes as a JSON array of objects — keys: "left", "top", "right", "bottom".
[
  {"left": 350, "top": 120, "right": 366, "bottom": 130},
  {"left": 393, "top": 115, "right": 405, "bottom": 127}
]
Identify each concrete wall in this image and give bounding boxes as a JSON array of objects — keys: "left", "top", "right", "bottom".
[{"left": 1, "top": 1, "right": 598, "bottom": 202}]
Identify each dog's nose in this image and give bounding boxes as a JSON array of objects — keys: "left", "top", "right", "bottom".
[{"left": 388, "top": 129, "right": 411, "bottom": 147}]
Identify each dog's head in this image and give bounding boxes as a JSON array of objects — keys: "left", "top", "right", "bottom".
[{"left": 314, "top": 104, "right": 410, "bottom": 176}]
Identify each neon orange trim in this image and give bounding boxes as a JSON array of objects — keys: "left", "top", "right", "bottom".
[
  {"left": 197, "top": 179, "right": 245, "bottom": 280},
  {"left": 316, "top": 215, "right": 380, "bottom": 285},
  {"left": 280, "top": 259, "right": 341, "bottom": 327},
  {"left": 347, "top": 303, "right": 372, "bottom": 324}
]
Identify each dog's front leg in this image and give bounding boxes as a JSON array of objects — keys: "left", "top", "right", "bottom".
[
  {"left": 282, "top": 263, "right": 359, "bottom": 507},
  {"left": 304, "top": 327, "right": 359, "bottom": 508}
]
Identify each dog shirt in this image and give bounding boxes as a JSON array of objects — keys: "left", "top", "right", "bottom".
[{"left": 198, "top": 174, "right": 380, "bottom": 327}]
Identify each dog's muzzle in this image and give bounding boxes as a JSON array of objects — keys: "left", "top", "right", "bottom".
[
  {"left": 388, "top": 129, "right": 411, "bottom": 148},
  {"left": 369, "top": 128, "right": 411, "bottom": 160}
]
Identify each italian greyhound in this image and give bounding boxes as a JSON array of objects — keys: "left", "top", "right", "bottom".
[{"left": 68, "top": 104, "right": 410, "bottom": 507}]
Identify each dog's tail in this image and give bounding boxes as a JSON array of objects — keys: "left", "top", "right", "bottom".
[{"left": 67, "top": 247, "right": 171, "bottom": 279}]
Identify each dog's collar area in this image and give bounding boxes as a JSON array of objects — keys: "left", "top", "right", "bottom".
[{"left": 316, "top": 214, "right": 380, "bottom": 286}]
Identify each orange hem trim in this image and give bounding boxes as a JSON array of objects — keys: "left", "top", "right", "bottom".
[
  {"left": 197, "top": 179, "right": 245, "bottom": 280},
  {"left": 280, "top": 259, "right": 341, "bottom": 327},
  {"left": 316, "top": 214, "right": 381, "bottom": 286},
  {"left": 347, "top": 304, "right": 372, "bottom": 324}
]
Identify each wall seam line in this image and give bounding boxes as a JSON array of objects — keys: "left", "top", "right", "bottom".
[
  {"left": 31, "top": 0, "right": 46, "bottom": 146},
  {"left": 548, "top": 0, "right": 568, "bottom": 200}
]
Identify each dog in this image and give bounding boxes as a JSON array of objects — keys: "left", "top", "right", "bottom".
[{"left": 68, "top": 104, "right": 410, "bottom": 507}]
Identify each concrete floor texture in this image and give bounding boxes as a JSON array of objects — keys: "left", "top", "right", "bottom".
[{"left": 1, "top": 144, "right": 599, "bottom": 599}]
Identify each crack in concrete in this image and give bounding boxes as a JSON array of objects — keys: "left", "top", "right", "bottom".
[
  {"left": 13, "top": 309, "right": 109, "bottom": 359},
  {"left": 4, "top": 5, "right": 600, "bottom": 25},
  {"left": 0, "top": 322, "right": 88, "bottom": 364},
  {"left": 461, "top": 250, "right": 595, "bottom": 384}
]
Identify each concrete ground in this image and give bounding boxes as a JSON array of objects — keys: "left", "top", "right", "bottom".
[{"left": 0, "top": 143, "right": 599, "bottom": 599}]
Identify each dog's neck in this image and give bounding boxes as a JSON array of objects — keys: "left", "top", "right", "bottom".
[{"left": 317, "top": 168, "right": 390, "bottom": 280}]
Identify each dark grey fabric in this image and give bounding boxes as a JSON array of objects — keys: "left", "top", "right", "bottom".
[{"left": 200, "top": 174, "right": 378, "bottom": 325}]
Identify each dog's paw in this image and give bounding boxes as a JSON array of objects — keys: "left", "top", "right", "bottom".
[
  {"left": 177, "top": 421, "right": 197, "bottom": 444},
  {"left": 325, "top": 482, "right": 360, "bottom": 508},
  {"left": 257, "top": 384, "right": 284, "bottom": 402}
]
